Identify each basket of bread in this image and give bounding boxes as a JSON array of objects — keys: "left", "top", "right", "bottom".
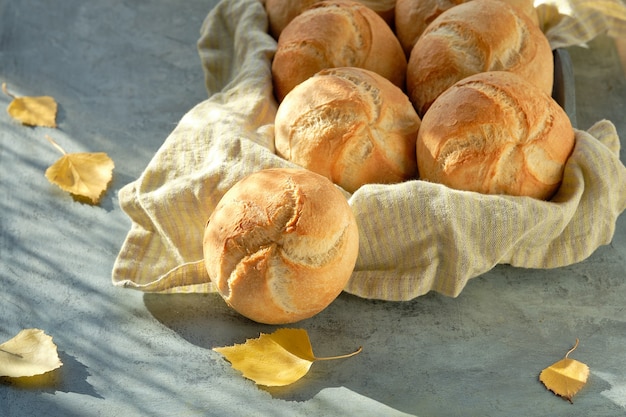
[{"left": 113, "top": 0, "right": 626, "bottom": 324}]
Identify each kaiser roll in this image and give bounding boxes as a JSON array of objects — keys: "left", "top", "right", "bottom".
[
  {"left": 265, "top": 0, "right": 396, "bottom": 40},
  {"left": 274, "top": 67, "right": 421, "bottom": 193},
  {"left": 406, "top": 0, "right": 553, "bottom": 116},
  {"left": 395, "top": 0, "right": 539, "bottom": 57},
  {"left": 271, "top": 0, "right": 406, "bottom": 102},
  {"left": 203, "top": 168, "right": 359, "bottom": 324},
  {"left": 416, "top": 71, "right": 575, "bottom": 200}
]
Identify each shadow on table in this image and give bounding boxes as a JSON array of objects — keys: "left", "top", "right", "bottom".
[
  {"left": 142, "top": 290, "right": 441, "bottom": 414},
  {"left": 143, "top": 264, "right": 626, "bottom": 417},
  {"left": 0, "top": 351, "right": 102, "bottom": 399},
  {"left": 143, "top": 292, "right": 277, "bottom": 348}
]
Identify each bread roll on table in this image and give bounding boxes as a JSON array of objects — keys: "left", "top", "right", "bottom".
[
  {"left": 203, "top": 168, "right": 359, "bottom": 324},
  {"left": 271, "top": 0, "right": 406, "bottom": 102},
  {"left": 406, "top": 0, "right": 552, "bottom": 116},
  {"left": 275, "top": 67, "right": 421, "bottom": 193},
  {"left": 416, "top": 71, "right": 575, "bottom": 200}
]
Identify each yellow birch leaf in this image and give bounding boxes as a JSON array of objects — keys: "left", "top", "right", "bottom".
[
  {"left": 0, "top": 329, "right": 63, "bottom": 378},
  {"left": 44, "top": 135, "right": 115, "bottom": 204},
  {"left": 539, "top": 339, "right": 590, "bottom": 403},
  {"left": 213, "top": 328, "right": 362, "bottom": 387},
  {"left": 3, "top": 83, "right": 58, "bottom": 128}
]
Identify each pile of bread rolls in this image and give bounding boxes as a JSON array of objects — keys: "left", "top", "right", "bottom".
[
  {"left": 203, "top": 0, "right": 576, "bottom": 324},
  {"left": 268, "top": 0, "right": 575, "bottom": 199}
]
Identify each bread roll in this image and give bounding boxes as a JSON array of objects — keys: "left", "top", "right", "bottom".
[
  {"left": 271, "top": 0, "right": 406, "bottom": 102},
  {"left": 406, "top": 0, "right": 552, "bottom": 116},
  {"left": 203, "top": 168, "right": 359, "bottom": 324},
  {"left": 395, "top": 0, "right": 539, "bottom": 57},
  {"left": 416, "top": 71, "right": 575, "bottom": 200},
  {"left": 265, "top": 0, "right": 396, "bottom": 40},
  {"left": 275, "top": 67, "right": 421, "bottom": 193}
]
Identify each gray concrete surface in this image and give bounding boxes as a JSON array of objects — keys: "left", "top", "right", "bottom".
[{"left": 1, "top": 0, "right": 625, "bottom": 416}]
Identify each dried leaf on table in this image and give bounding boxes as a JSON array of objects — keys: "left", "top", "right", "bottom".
[
  {"left": 213, "top": 328, "right": 362, "bottom": 387},
  {"left": 539, "top": 339, "right": 589, "bottom": 403},
  {"left": 44, "top": 135, "right": 115, "bottom": 204},
  {"left": 3, "top": 83, "right": 58, "bottom": 128},
  {"left": 0, "top": 329, "right": 63, "bottom": 378}
]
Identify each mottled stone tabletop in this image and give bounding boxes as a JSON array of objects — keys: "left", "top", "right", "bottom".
[{"left": 1, "top": 1, "right": 625, "bottom": 415}]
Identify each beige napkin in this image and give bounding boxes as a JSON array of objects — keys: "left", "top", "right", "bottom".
[
  {"left": 112, "top": 0, "right": 626, "bottom": 301},
  {"left": 535, "top": 0, "right": 626, "bottom": 48}
]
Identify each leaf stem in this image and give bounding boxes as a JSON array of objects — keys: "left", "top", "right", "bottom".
[
  {"left": 1, "top": 82, "right": 15, "bottom": 99},
  {"left": 315, "top": 346, "right": 362, "bottom": 361},
  {"left": 565, "top": 339, "right": 579, "bottom": 359},
  {"left": 45, "top": 135, "right": 67, "bottom": 155}
]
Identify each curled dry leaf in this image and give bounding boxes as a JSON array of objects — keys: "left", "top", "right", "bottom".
[
  {"left": 3, "top": 83, "right": 58, "bottom": 128},
  {"left": 0, "top": 329, "right": 63, "bottom": 378},
  {"left": 539, "top": 339, "right": 590, "bottom": 403},
  {"left": 213, "top": 328, "right": 362, "bottom": 387},
  {"left": 44, "top": 135, "right": 115, "bottom": 204}
]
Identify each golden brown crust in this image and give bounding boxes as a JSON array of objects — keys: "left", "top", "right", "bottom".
[
  {"left": 265, "top": 0, "right": 320, "bottom": 40},
  {"left": 395, "top": 0, "right": 539, "bottom": 57},
  {"left": 271, "top": 0, "right": 406, "bottom": 102},
  {"left": 265, "top": 0, "right": 396, "bottom": 40},
  {"left": 203, "top": 168, "right": 359, "bottom": 324},
  {"left": 503, "top": 0, "right": 540, "bottom": 26},
  {"left": 395, "top": 0, "right": 464, "bottom": 57},
  {"left": 416, "top": 71, "right": 575, "bottom": 200},
  {"left": 406, "top": 0, "right": 552, "bottom": 116},
  {"left": 274, "top": 67, "right": 421, "bottom": 193}
]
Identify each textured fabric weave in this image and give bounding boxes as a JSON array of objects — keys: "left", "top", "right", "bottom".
[
  {"left": 536, "top": 0, "right": 626, "bottom": 48},
  {"left": 112, "top": 0, "right": 626, "bottom": 300}
]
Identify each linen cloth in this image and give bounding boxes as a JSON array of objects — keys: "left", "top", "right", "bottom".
[{"left": 112, "top": 0, "right": 626, "bottom": 301}]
